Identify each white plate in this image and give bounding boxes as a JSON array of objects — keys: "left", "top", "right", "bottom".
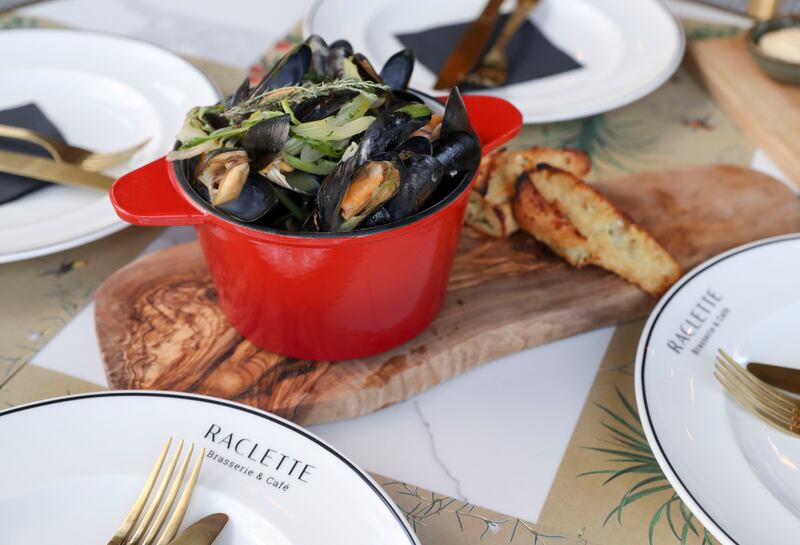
[
  {"left": 635, "top": 234, "right": 800, "bottom": 545},
  {"left": 304, "top": 0, "right": 684, "bottom": 123},
  {"left": 0, "top": 29, "right": 220, "bottom": 263},
  {"left": 0, "top": 391, "right": 418, "bottom": 545}
]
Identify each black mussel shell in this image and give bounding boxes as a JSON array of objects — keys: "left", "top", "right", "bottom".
[
  {"left": 329, "top": 39, "right": 353, "bottom": 55},
  {"left": 353, "top": 53, "right": 382, "bottom": 83},
  {"left": 387, "top": 89, "right": 424, "bottom": 108},
  {"left": 316, "top": 156, "right": 357, "bottom": 231},
  {"left": 355, "top": 110, "right": 430, "bottom": 166},
  {"left": 226, "top": 77, "right": 250, "bottom": 108},
  {"left": 433, "top": 130, "right": 481, "bottom": 175},
  {"left": 379, "top": 49, "right": 415, "bottom": 91},
  {"left": 362, "top": 206, "right": 390, "bottom": 228},
  {"left": 384, "top": 154, "right": 444, "bottom": 220},
  {"left": 204, "top": 111, "right": 230, "bottom": 130},
  {"left": 304, "top": 34, "right": 331, "bottom": 79},
  {"left": 328, "top": 40, "right": 353, "bottom": 79},
  {"left": 394, "top": 135, "right": 433, "bottom": 158},
  {"left": 249, "top": 44, "right": 311, "bottom": 98},
  {"left": 241, "top": 114, "right": 291, "bottom": 170},
  {"left": 293, "top": 90, "right": 357, "bottom": 122},
  {"left": 441, "top": 87, "right": 471, "bottom": 138},
  {"left": 216, "top": 172, "right": 278, "bottom": 222}
]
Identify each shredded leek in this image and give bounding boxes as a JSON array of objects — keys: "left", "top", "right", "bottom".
[
  {"left": 290, "top": 115, "right": 375, "bottom": 141},
  {"left": 284, "top": 153, "right": 338, "bottom": 175},
  {"left": 396, "top": 103, "right": 431, "bottom": 118}
]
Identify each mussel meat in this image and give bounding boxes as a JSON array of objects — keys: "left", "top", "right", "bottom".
[
  {"left": 195, "top": 149, "right": 250, "bottom": 206},
  {"left": 379, "top": 49, "right": 415, "bottom": 91},
  {"left": 384, "top": 154, "right": 444, "bottom": 220},
  {"left": 338, "top": 155, "right": 403, "bottom": 231}
]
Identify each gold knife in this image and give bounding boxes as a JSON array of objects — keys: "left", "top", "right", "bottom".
[
  {"left": 0, "top": 149, "right": 113, "bottom": 191},
  {"left": 169, "top": 513, "right": 228, "bottom": 545},
  {"left": 747, "top": 362, "right": 800, "bottom": 395},
  {"left": 434, "top": 0, "right": 505, "bottom": 90}
]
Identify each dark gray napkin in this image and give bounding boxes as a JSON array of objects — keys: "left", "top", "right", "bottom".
[
  {"left": 396, "top": 13, "right": 582, "bottom": 88},
  {"left": 0, "top": 103, "right": 65, "bottom": 205}
]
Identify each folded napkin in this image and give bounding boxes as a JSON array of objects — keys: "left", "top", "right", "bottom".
[
  {"left": 397, "top": 13, "right": 582, "bottom": 89},
  {"left": 0, "top": 103, "right": 65, "bottom": 205}
]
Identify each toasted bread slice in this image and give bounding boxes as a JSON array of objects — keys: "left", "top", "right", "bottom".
[
  {"left": 483, "top": 147, "right": 591, "bottom": 236},
  {"left": 514, "top": 165, "right": 682, "bottom": 296},
  {"left": 466, "top": 190, "right": 504, "bottom": 237}
]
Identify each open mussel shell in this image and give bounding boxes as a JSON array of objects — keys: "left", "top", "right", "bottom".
[
  {"left": 394, "top": 135, "right": 433, "bottom": 158},
  {"left": 353, "top": 53, "right": 383, "bottom": 83},
  {"left": 284, "top": 170, "right": 322, "bottom": 196},
  {"left": 249, "top": 44, "right": 311, "bottom": 98},
  {"left": 241, "top": 114, "right": 290, "bottom": 170},
  {"left": 328, "top": 39, "right": 354, "bottom": 79},
  {"left": 304, "top": 34, "right": 331, "bottom": 79},
  {"left": 338, "top": 153, "right": 404, "bottom": 232},
  {"left": 384, "top": 154, "right": 444, "bottom": 221},
  {"left": 226, "top": 77, "right": 251, "bottom": 108},
  {"left": 293, "top": 90, "right": 357, "bottom": 122},
  {"left": 316, "top": 157, "right": 357, "bottom": 231},
  {"left": 216, "top": 172, "right": 279, "bottom": 222},
  {"left": 355, "top": 109, "right": 430, "bottom": 166},
  {"left": 379, "top": 49, "right": 415, "bottom": 91},
  {"left": 434, "top": 130, "right": 481, "bottom": 176},
  {"left": 441, "top": 87, "right": 471, "bottom": 138}
]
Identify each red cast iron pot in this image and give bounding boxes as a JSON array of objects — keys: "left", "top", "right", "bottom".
[{"left": 111, "top": 95, "right": 521, "bottom": 360}]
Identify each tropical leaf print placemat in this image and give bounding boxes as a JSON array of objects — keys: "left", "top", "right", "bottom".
[{"left": 538, "top": 320, "right": 718, "bottom": 545}]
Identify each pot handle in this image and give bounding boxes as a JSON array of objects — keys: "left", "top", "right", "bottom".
[
  {"left": 463, "top": 96, "right": 523, "bottom": 156},
  {"left": 110, "top": 156, "right": 206, "bottom": 226}
]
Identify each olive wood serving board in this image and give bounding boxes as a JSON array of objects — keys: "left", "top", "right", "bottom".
[
  {"left": 95, "top": 165, "right": 800, "bottom": 425},
  {"left": 688, "top": 35, "right": 800, "bottom": 188}
]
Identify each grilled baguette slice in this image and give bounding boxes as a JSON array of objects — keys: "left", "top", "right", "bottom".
[
  {"left": 467, "top": 147, "right": 590, "bottom": 237},
  {"left": 514, "top": 165, "right": 682, "bottom": 296}
]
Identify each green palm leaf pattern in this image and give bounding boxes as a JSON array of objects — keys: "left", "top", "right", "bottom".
[{"left": 579, "top": 387, "right": 716, "bottom": 545}]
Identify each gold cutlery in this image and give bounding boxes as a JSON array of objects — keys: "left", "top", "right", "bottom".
[
  {"left": 169, "top": 513, "right": 228, "bottom": 545},
  {"left": 467, "top": 0, "right": 540, "bottom": 87},
  {"left": 0, "top": 149, "right": 114, "bottom": 191},
  {"left": 714, "top": 349, "right": 800, "bottom": 435},
  {"left": 747, "top": 361, "right": 800, "bottom": 395},
  {"left": 107, "top": 438, "right": 205, "bottom": 545},
  {"left": 434, "top": 0, "right": 504, "bottom": 90},
  {"left": 0, "top": 124, "right": 148, "bottom": 171}
]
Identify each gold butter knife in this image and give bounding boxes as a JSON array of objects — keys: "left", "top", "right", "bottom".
[
  {"left": 434, "top": 0, "right": 505, "bottom": 90},
  {"left": 747, "top": 362, "right": 800, "bottom": 395},
  {"left": 0, "top": 149, "right": 113, "bottom": 191},
  {"left": 169, "top": 513, "right": 228, "bottom": 545}
]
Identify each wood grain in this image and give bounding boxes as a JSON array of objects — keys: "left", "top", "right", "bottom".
[
  {"left": 688, "top": 35, "right": 800, "bottom": 188},
  {"left": 95, "top": 166, "right": 800, "bottom": 425}
]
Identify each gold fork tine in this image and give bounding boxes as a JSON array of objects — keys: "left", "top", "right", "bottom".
[
  {"left": 718, "top": 349, "right": 798, "bottom": 408},
  {"left": 106, "top": 438, "right": 172, "bottom": 545},
  {"left": 715, "top": 359, "right": 795, "bottom": 420},
  {"left": 154, "top": 448, "right": 205, "bottom": 545},
  {"left": 715, "top": 367, "right": 794, "bottom": 427},
  {"left": 80, "top": 140, "right": 149, "bottom": 170},
  {"left": 126, "top": 440, "right": 184, "bottom": 545}
]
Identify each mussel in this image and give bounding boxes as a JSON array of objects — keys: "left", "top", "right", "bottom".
[
  {"left": 394, "top": 135, "right": 432, "bottom": 158},
  {"left": 384, "top": 154, "right": 444, "bottom": 220},
  {"left": 353, "top": 53, "right": 382, "bottom": 83},
  {"left": 249, "top": 44, "right": 311, "bottom": 98},
  {"left": 241, "top": 114, "right": 290, "bottom": 170},
  {"left": 433, "top": 131, "right": 481, "bottom": 176},
  {"left": 441, "top": 87, "right": 471, "bottom": 138},
  {"left": 195, "top": 149, "right": 250, "bottom": 206},
  {"left": 293, "top": 90, "right": 357, "bottom": 122},
  {"left": 328, "top": 39, "right": 354, "bottom": 79},
  {"left": 304, "top": 35, "right": 331, "bottom": 80},
  {"left": 379, "top": 49, "right": 415, "bottom": 91},
  {"left": 355, "top": 108, "right": 430, "bottom": 166},
  {"left": 217, "top": 172, "right": 278, "bottom": 222}
]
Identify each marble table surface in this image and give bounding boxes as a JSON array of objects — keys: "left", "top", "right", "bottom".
[{"left": 18, "top": 0, "right": 778, "bottom": 524}]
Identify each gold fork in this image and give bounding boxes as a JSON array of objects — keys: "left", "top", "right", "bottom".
[
  {"left": 107, "top": 438, "right": 205, "bottom": 545},
  {"left": 715, "top": 349, "right": 800, "bottom": 435},
  {"left": 466, "top": 0, "right": 540, "bottom": 88},
  {"left": 0, "top": 124, "right": 148, "bottom": 172}
]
